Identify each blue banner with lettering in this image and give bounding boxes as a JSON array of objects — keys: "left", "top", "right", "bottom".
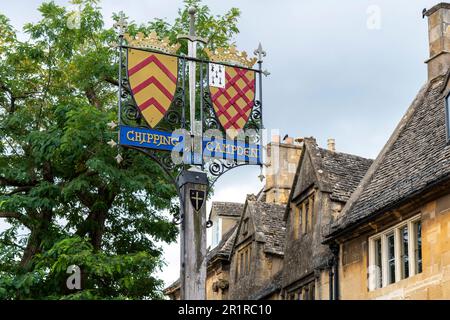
[
  {"left": 119, "top": 125, "right": 183, "bottom": 151},
  {"left": 119, "top": 125, "right": 261, "bottom": 165},
  {"left": 202, "top": 138, "right": 261, "bottom": 165}
]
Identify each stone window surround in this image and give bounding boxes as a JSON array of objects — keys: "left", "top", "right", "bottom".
[
  {"left": 284, "top": 274, "right": 316, "bottom": 300},
  {"left": 236, "top": 242, "right": 252, "bottom": 279},
  {"left": 292, "top": 188, "right": 316, "bottom": 238},
  {"left": 368, "top": 214, "right": 422, "bottom": 291}
]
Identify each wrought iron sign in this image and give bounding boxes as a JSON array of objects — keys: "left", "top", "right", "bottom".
[{"left": 112, "top": 12, "right": 268, "bottom": 193}]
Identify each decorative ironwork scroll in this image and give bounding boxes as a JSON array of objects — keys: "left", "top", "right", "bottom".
[{"left": 112, "top": 14, "right": 268, "bottom": 223}]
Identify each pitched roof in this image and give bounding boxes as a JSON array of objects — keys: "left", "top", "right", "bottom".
[
  {"left": 245, "top": 199, "right": 287, "bottom": 256},
  {"left": 206, "top": 225, "right": 238, "bottom": 262},
  {"left": 291, "top": 138, "right": 373, "bottom": 203},
  {"left": 210, "top": 201, "right": 244, "bottom": 218},
  {"left": 248, "top": 271, "right": 282, "bottom": 300},
  {"left": 329, "top": 74, "right": 450, "bottom": 237},
  {"left": 163, "top": 278, "right": 180, "bottom": 295}
]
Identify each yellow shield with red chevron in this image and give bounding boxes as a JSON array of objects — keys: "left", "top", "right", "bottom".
[
  {"left": 209, "top": 65, "right": 256, "bottom": 139},
  {"left": 127, "top": 49, "right": 178, "bottom": 128}
]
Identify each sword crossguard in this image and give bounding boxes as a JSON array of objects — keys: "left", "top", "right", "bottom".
[
  {"left": 177, "top": 34, "right": 208, "bottom": 45},
  {"left": 262, "top": 69, "right": 271, "bottom": 77}
]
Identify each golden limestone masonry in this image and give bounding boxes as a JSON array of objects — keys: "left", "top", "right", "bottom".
[{"left": 163, "top": 2, "right": 450, "bottom": 300}]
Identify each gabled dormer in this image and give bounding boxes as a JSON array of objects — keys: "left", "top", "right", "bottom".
[{"left": 282, "top": 138, "right": 372, "bottom": 299}]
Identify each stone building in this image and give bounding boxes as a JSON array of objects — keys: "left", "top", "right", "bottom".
[
  {"left": 228, "top": 194, "right": 286, "bottom": 299},
  {"left": 324, "top": 2, "right": 450, "bottom": 299},
  {"left": 165, "top": 2, "right": 450, "bottom": 300},
  {"left": 282, "top": 138, "right": 372, "bottom": 300},
  {"left": 164, "top": 136, "right": 302, "bottom": 299},
  {"left": 210, "top": 202, "right": 243, "bottom": 251}
]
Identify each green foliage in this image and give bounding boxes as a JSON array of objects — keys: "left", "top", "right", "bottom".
[
  {"left": 0, "top": 0, "right": 241, "bottom": 299},
  {"left": 0, "top": 236, "right": 163, "bottom": 300}
]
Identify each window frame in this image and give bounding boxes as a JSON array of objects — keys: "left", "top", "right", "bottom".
[
  {"left": 212, "top": 217, "right": 223, "bottom": 247},
  {"left": 368, "top": 214, "right": 422, "bottom": 291},
  {"left": 294, "top": 190, "right": 315, "bottom": 236},
  {"left": 293, "top": 204, "right": 301, "bottom": 239},
  {"left": 242, "top": 217, "right": 249, "bottom": 235},
  {"left": 445, "top": 91, "right": 450, "bottom": 143},
  {"left": 237, "top": 243, "right": 252, "bottom": 279}
]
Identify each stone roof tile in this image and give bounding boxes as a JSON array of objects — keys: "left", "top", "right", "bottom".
[{"left": 329, "top": 74, "right": 450, "bottom": 236}]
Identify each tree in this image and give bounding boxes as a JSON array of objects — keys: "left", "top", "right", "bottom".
[{"left": 0, "top": 0, "right": 241, "bottom": 299}]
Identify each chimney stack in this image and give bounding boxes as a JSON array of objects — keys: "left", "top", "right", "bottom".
[
  {"left": 424, "top": 3, "right": 450, "bottom": 80},
  {"left": 264, "top": 136, "right": 302, "bottom": 205},
  {"left": 327, "top": 138, "right": 336, "bottom": 152}
]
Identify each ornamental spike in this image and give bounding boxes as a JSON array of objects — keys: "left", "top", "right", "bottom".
[
  {"left": 254, "top": 42, "right": 267, "bottom": 63},
  {"left": 107, "top": 121, "right": 118, "bottom": 129},
  {"left": 107, "top": 139, "right": 117, "bottom": 148},
  {"left": 114, "top": 12, "right": 128, "bottom": 36}
]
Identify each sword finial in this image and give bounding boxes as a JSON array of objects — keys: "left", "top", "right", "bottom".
[
  {"left": 114, "top": 11, "right": 128, "bottom": 36},
  {"left": 254, "top": 42, "right": 267, "bottom": 63}
]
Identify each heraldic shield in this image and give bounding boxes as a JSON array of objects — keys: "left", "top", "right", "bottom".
[
  {"left": 127, "top": 49, "right": 178, "bottom": 128},
  {"left": 209, "top": 65, "right": 256, "bottom": 139}
]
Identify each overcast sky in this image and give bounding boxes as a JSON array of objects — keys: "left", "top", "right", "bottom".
[{"left": 0, "top": 0, "right": 440, "bottom": 288}]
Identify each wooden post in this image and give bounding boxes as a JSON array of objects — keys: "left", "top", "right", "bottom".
[{"left": 177, "top": 169, "right": 208, "bottom": 300}]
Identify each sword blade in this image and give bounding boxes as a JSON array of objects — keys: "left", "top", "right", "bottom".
[{"left": 188, "top": 41, "right": 197, "bottom": 135}]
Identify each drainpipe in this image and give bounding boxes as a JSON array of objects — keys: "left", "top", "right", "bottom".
[
  {"left": 328, "top": 263, "right": 334, "bottom": 301},
  {"left": 330, "top": 242, "right": 340, "bottom": 300}
]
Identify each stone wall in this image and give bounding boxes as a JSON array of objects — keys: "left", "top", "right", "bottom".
[
  {"left": 338, "top": 193, "right": 450, "bottom": 299},
  {"left": 228, "top": 239, "right": 284, "bottom": 299},
  {"left": 282, "top": 150, "right": 335, "bottom": 292},
  {"left": 265, "top": 137, "right": 302, "bottom": 205},
  {"left": 206, "top": 261, "right": 230, "bottom": 300}
]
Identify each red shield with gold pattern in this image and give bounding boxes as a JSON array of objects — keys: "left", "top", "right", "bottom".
[
  {"left": 209, "top": 65, "right": 256, "bottom": 138},
  {"left": 127, "top": 49, "right": 178, "bottom": 128}
]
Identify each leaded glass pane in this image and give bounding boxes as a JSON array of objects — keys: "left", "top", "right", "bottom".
[
  {"left": 401, "top": 226, "right": 409, "bottom": 279},
  {"left": 374, "top": 238, "right": 383, "bottom": 288},
  {"left": 387, "top": 233, "right": 395, "bottom": 284},
  {"left": 415, "top": 221, "right": 422, "bottom": 274}
]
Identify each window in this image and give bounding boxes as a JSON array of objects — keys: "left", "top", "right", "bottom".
[
  {"left": 297, "top": 192, "right": 315, "bottom": 235},
  {"left": 414, "top": 221, "right": 422, "bottom": 274},
  {"left": 293, "top": 205, "right": 301, "bottom": 239},
  {"left": 248, "top": 246, "right": 252, "bottom": 273},
  {"left": 308, "top": 195, "right": 314, "bottom": 232},
  {"left": 287, "top": 281, "right": 315, "bottom": 301},
  {"left": 374, "top": 238, "right": 383, "bottom": 288},
  {"left": 386, "top": 232, "right": 395, "bottom": 285},
  {"left": 400, "top": 226, "right": 409, "bottom": 279},
  {"left": 237, "top": 244, "right": 252, "bottom": 278},
  {"left": 303, "top": 287, "right": 309, "bottom": 301},
  {"left": 368, "top": 215, "right": 423, "bottom": 291},
  {"left": 301, "top": 202, "right": 307, "bottom": 234},
  {"left": 211, "top": 218, "right": 222, "bottom": 247},
  {"left": 239, "top": 252, "right": 244, "bottom": 275},
  {"left": 446, "top": 92, "right": 450, "bottom": 141},
  {"left": 242, "top": 218, "right": 249, "bottom": 235},
  {"left": 304, "top": 202, "right": 309, "bottom": 233},
  {"left": 310, "top": 282, "right": 315, "bottom": 300}
]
